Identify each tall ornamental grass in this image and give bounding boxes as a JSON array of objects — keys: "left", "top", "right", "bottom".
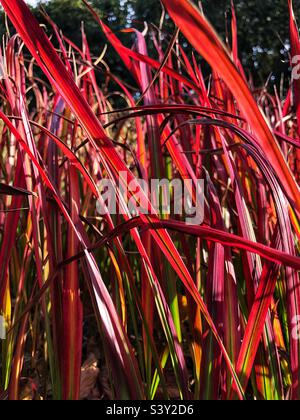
[{"left": 0, "top": 0, "right": 300, "bottom": 400}]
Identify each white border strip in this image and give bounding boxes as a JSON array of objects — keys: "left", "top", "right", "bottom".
[{"left": 0, "top": 315, "right": 6, "bottom": 340}]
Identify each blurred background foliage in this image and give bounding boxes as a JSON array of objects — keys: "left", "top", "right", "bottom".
[{"left": 0, "top": 0, "right": 298, "bottom": 87}]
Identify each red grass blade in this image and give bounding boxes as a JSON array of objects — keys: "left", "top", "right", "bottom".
[
  {"left": 161, "top": 0, "right": 300, "bottom": 214},
  {"left": 289, "top": 0, "right": 300, "bottom": 135}
]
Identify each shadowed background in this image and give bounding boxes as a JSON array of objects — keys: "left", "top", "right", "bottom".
[{"left": 1, "top": 0, "right": 299, "bottom": 88}]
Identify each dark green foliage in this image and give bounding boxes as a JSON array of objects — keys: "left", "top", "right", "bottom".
[
  {"left": 129, "top": 0, "right": 294, "bottom": 85},
  {"left": 1, "top": 0, "right": 299, "bottom": 86}
]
